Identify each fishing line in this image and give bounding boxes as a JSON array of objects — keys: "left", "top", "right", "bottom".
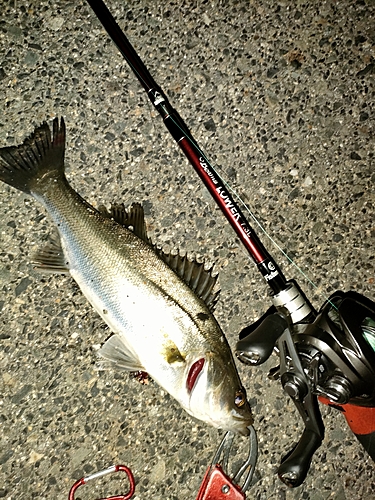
[
  {"left": 209, "top": 165, "right": 322, "bottom": 290},
  {"left": 102, "top": 19, "right": 327, "bottom": 301},
  {"left": 162, "top": 112, "right": 334, "bottom": 302}
]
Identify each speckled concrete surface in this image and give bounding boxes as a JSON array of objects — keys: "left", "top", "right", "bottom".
[{"left": 0, "top": 1, "right": 374, "bottom": 499}]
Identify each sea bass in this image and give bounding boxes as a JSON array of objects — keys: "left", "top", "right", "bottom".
[{"left": 0, "top": 118, "right": 253, "bottom": 435}]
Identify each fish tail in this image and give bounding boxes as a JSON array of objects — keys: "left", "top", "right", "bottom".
[{"left": 0, "top": 117, "right": 66, "bottom": 194}]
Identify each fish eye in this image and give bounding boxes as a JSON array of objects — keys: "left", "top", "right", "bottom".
[{"left": 234, "top": 390, "right": 246, "bottom": 408}]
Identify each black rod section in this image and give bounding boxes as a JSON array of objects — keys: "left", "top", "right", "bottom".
[{"left": 87, "top": 0, "right": 157, "bottom": 92}]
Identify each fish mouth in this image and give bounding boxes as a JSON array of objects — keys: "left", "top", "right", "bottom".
[
  {"left": 229, "top": 412, "right": 253, "bottom": 435},
  {"left": 185, "top": 353, "right": 253, "bottom": 434},
  {"left": 199, "top": 405, "right": 253, "bottom": 436}
]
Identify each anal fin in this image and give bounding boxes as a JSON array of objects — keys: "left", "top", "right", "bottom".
[{"left": 32, "top": 234, "right": 69, "bottom": 273}]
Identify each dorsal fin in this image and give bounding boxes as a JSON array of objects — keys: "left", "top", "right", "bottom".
[
  {"left": 99, "top": 202, "right": 220, "bottom": 311},
  {"left": 155, "top": 248, "right": 220, "bottom": 311},
  {"left": 98, "top": 202, "right": 150, "bottom": 243}
]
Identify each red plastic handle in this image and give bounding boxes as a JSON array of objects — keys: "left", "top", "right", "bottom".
[
  {"left": 196, "top": 464, "right": 246, "bottom": 500},
  {"left": 68, "top": 464, "right": 135, "bottom": 500},
  {"left": 319, "top": 397, "right": 375, "bottom": 460}
]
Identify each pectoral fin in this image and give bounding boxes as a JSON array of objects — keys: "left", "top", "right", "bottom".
[{"left": 97, "top": 334, "right": 145, "bottom": 372}]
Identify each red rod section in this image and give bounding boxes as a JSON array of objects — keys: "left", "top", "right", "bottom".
[{"left": 178, "top": 138, "right": 267, "bottom": 264}]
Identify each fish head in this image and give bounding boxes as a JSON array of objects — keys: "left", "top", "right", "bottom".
[{"left": 184, "top": 352, "right": 253, "bottom": 435}]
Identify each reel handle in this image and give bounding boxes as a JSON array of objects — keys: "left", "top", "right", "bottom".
[
  {"left": 236, "top": 309, "right": 287, "bottom": 366},
  {"left": 236, "top": 312, "right": 325, "bottom": 488},
  {"left": 278, "top": 429, "right": 322, "bottom": 488}
]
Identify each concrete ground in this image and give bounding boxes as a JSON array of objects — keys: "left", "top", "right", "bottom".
[{"left": 0, "top": 0, "right": 374, "bottom": 498}]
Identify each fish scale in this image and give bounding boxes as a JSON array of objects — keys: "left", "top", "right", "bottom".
[{"left": 0, "top": 117, "right": 253, "bottom": 435}]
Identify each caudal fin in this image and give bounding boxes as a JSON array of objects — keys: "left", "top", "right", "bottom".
[{"left": 0, "top": 117, "right": 66, "bottom": 194}]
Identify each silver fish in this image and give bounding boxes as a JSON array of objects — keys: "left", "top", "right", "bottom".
[{"left": 0, "top": 118, "right": 253, "bottom": 435}]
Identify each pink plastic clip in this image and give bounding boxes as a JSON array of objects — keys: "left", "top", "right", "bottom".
[{"left": 68, "top": 464, "right": 135, "bottom": 500}]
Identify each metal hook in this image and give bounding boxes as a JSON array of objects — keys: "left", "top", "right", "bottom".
[{"left": 196, "top": 425, "right": 258, "bottom": 499}]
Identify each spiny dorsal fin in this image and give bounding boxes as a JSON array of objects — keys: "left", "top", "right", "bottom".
[
  {"left": 99, "top": 202, "right": 220, "bottom": 311},
  {"left": 155, "top": 248, "right": 220, "bottom": 311},
  {"left": 98, "top": 202, "right": 150, "bottom": 243},
  {"left": 32, "top": 233, "right": 69, "bottom": 273}
]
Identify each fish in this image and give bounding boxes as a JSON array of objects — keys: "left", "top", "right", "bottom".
[{"left": 0, "top": 117, "right": 253, "bottom": 435}]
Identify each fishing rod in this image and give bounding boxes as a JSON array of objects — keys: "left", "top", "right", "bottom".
[
  {"left": 85, "top": 0, "right": 313, "bottom": 325},
  {"left": 86, "top": 0, "right": 375, "bottom": 491}
]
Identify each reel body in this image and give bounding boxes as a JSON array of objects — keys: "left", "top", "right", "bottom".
[{"left": 236, "top": 290, "right": 375, "bottom": 487}]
